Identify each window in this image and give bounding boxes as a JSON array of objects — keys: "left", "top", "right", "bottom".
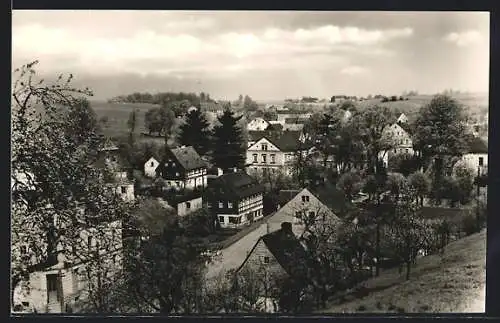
[
  {"left": 150, "top": 162, "right": 154, "bottom": 167},
  {"left": 219, "top": 216, "right": 225, "bottom": 223},
  {"left": 186, "top": 202, "right": 191, "bottom": 209},
  {"left": 270, "top": 154, "right": 276, "bottom": 164},
  {"left": 88, "top": 236, "right": 94, "bottom": 248},
  {"left": 405, "top": 148, "right": 409, "bottom": 154},
  {"left": 263, "top": 256, "right": 270, "bottom": 264},
  {"left": 20, "top": 245, "right": 27, "bottom": 255},
  {"left": 207, "top": 202, "right": 212, "bottom": 208},
  {"left": 261, "top": 144, "right": 268, "bottom": 151},
  {"left": 295, "top": 211, "right": 302, "bottom": 217},
  {"left": 175, "top": 172, "right": 180, "bottom": 177},
  {"left": 479, "top": 157, "right": 484, "bottom": 166},
  {"left": 228, "top": 202, "right": 233, "bottom": 208},
  {"left": 253, "top": 154, "right": 258, "bottom": 163},
  {"left": 400, "top": 139, "right": 403, "bottom": 145},
  {"left": 228, "top": 217, "right": 240, "bottom": 224},
  {"left": 219, "top": 202, "right": 224, "bottom": 208},
  {"left": 262, "top": 154, "right": 267, "bottom": 163},
  {"left": 309, "top": 211, "right": 315, "bottom": 220},
  {"left": 121, "top": 186, "right": 127, "bottom": 194},
  {"left": 176, "top": 181, "right": 180, "bottom": 187},
  {"left": 302, "top": 195, "right": 310, "bottom": 202}
]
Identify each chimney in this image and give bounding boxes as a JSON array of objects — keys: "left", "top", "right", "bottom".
[{"left": 281, "top": 222, "right": 293, "bottom": 235}]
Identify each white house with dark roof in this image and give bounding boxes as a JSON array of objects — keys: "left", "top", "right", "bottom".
[
  {"left": 246, "top": 132, "right": 312, "bottom": 176},
  {"left": 265, "top": 188, "right": 341, "bottom": 237},
  {"left": 205, "top": 171, "right": 265, "bottom": 228},
  {"left": 157, "top": 146, "right": 208, "bottom": 191},
  {"left": 455, "top": 137, "right": 488, "bottom": 175},
  {"left": 379, "top": 122, "right": 415, "bottom": 168}
]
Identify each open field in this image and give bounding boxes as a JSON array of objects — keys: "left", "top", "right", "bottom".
[
  {"left": 320, "top": 229, "right": 486, "bottom": 313},
  {"left": 90, "top": 93, "right": 488, "bottom": 139}
]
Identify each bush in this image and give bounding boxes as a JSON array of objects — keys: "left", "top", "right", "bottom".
[{"left": 461, "top": 213, "right": 480, "bottom": 236}]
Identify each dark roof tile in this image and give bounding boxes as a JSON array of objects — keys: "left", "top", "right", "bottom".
[{"left": 168, "top": 146, "right": 208, "bottom": 171}]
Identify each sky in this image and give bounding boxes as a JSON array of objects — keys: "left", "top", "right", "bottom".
[{"left": 12, "top": 11, "right": 490, "bottom": 101}]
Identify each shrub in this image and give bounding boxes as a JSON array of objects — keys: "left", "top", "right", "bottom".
[
  {"left": 357, "top": 304, "right": 367, "bottom": 312},
  {"left": 461, "top": 213, "right": 480, "bottom": 236}
]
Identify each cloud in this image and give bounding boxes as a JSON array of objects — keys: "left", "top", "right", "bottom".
[
  {"left": 12, "top": 22, "right": 413, "bottom": 77},
  {"left": 340, "top": 65, "right": 369, "bottom": 75},
  {"left": 444, "top": 30, "right": 484, "bottom": 47}
]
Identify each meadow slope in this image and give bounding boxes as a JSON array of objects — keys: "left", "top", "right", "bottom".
[{"left": 320, "top": 229, "right": 486, "bottom": 313}]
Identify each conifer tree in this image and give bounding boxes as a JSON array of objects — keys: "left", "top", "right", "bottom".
[
  {"left": 177, "top": 108, "right": 211, "bottom": 155},
  {"left": 211, "top": 107, "right": 246, "bottom": 172}
]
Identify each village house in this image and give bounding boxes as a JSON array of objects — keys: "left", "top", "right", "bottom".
[
  {"left": 247, "top": 117, "right": 271, "bottom": 131},
  {"left": 276, "top": 110, "right": 313, "bottom": 125},
  {"left": 379, "top": 122, "right": 415, "bottom": 168},
  {"left": 246, "top": 131, "right": 313, "bottom": 177},
  {"left": 205, "top": 171, "right": 265, "bottom": 228},
  {"left": 265, "top": 188, "right": 341, "bottom": 237},
  {"left": 455, "top": 137, "right": 488, "bottom": 176},
  {"left": 396, "top": 113, "right": 409, "bottom": 124},
  {"left": 95, "top": 138, "right": 135, "bottom": 201},
  {"left": 12, "top": 179, "right": 123, "bottom": 314},
  {"left": 157, "top": 190, "right": 204, "bottom": 217},
  {"left": 144, "top": 156, "right": 160, "bottom": 178},
  {"left": 235, "top": 222, "right": 317, "bottom": 312},
  {"left": 156, "top": 146, "right": 208, "bottom": 191}
]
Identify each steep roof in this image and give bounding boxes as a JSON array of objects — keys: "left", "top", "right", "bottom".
[
  {"left": 168, "top": 146, "right": 207, "bottom": 171},
  {"left": 467, "top": 137, "right": 488, "bottom": 154},
  {"left": 278, "top": 189, "right": 302, "bottom": 207},
  {"left": 99, "top": 137, "right": 119, "bottom": 152},
  {"left": 309, "top": 183, "right": 348, "bottom": 215},
  {"left": 237, "top": 225, "right": 316, "bottom": 282},
  {"left": 272, "top": 131, "right": 312, "bottom": 151},
  {"left": 248, "top": 130, "right": 269, "bottom": 142},
  {"left": 396, "top": 122, "right": 414, "bottom": 136},
  {"left": 208, "top": 171, "right": 264, "bottom": 200}
]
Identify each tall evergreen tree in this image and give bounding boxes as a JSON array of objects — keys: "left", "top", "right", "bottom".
[
  {"left": 177, "top": 108, "right": 211, "bottom": 155},
  {"left": 211, "top": 108, "right": 246, "bottom": 172}
]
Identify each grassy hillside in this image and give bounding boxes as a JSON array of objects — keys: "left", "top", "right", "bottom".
[
  {"left": 320, "top": 229, "right": 486, "bottom": 313},
  {"left": 91, "top": 100, "right": 160, "bottom": 138}
]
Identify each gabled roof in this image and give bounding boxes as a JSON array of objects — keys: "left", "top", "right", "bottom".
[
  {"left": 396, "top": 122, "right": 414, "bottom": 136},
  {"left": 272, "top": 131, "right": 312, "bottom": 151},
  {"left": 207, "top": 171, "right": 264, "bottom": 200},
  {"left": 237, "top": 225, "right": 316, "bottom": 282},
  {"left": 99, "top": 137, "right": 119, "bottom": 152},
  {"left": 278, "top": 189, "right": 302, "bottom": 207},
  {"left": 248, "top": 130, "right": 269, "bottom": 142},
  {"left": 309, "top": 184, "right": 348, "bottom": 215},
  {"left": 467, "top": 137, "right": 488, "bottom": 154},
  {"left": 166, "top": 146, "right": 208, "bottom": 171}
]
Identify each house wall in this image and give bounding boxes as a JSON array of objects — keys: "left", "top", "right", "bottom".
[
  {"left": 239, "top": 240, "right": 287, "bottom": 279},
  {"left": 267, "top": 188, "right": 339, "bottom": 237},
  {"left": 177, "top": 196, "right": 203, "bottom": 217},
  {"left": 144, "top": 158, "right": 159, "bottom": 178},
  {"left": 14, "top": 220, "right": 123, "bottom": 313},
  {"left": 247, "top": 118, "right": 270, "bottom": 131},
  {"left": 216, "top": 194, "right": 264, "bottom": 229},
  {"left": 459, "top": 153, "right": 488, "bottom": 175}
]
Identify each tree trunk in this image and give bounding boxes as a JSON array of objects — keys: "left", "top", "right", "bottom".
[{"left": 406, "top": 260, "right": 411, "bottom": 280}]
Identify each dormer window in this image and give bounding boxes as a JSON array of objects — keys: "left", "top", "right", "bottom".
[
  {"left": 261, "top": 144, "right": 268, "bottom": 151},
  {"left": 302, "top": 195, "right": 310, "bottom": 202}
]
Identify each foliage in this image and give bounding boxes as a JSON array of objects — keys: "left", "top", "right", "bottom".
[
  {"left": 11, "top": 61, "right": 132, "bottom": 312},
  {"left": 211, "top": 108, "right": 247, "bottom": 172},
  {"left": 413, "top": 95, "right": 470, "bottom": 178},
  {"left": 243, "top": 95, "right": 259, "bottom": 111},
  {"left": 388, "top": 153, "right": 420, "bottom": 177},
  {"left": 144, "top": 106, "right": 176, "bottom": 137},
  {"left": 177, "top": 108, "right": 211, "bottom": 155},
  {"left": 386, "top": 189, "right": 433, "bottom": 280},
  {"left": 386, "top": 173, "right": 407, "bottom": 201},
  {"left": 336, "top": 171, "right": 363, "bottom": 202},
  {"left": 408, "top": 172, "right": 431, "bottom": 206},
  {"left": 125, "top": 199, "right": 210, "bottom": 314}
]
